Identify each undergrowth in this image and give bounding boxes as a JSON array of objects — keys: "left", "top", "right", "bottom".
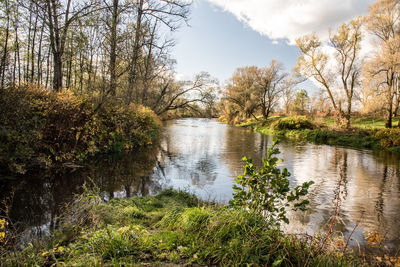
[
  {"left": 0, "top": 85, "right": 161, "bottom": 173},
  {"left": 0, "top": 189, "right": 363, "bottom": 266}
]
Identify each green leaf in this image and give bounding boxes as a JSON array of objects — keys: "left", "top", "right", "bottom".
[
  {"left": 231, "top": 139, "right": 314, "bottom": 227},
  {"left": 272, "top": 258, "right": 283, "bottom": 266}
]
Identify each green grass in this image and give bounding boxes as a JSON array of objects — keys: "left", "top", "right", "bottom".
[
  {"left": 238, "top": 116, "right": 400, "bottom": 153},
  {"left": 310, "top": 116, "right": 400, "bottom": 129},
  {"left": 352, "top": 116, "right": 400, "bottom": 129},
  {"left": 1, "top": 189, "right": 363, "bottom": 266}
]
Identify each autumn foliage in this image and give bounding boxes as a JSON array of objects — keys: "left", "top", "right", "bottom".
[
  {"left": 0, "top": 85, "right": 161, "bottom": 173},
  {"left": 375, "top": 128, "right": 400, "bottom": 148}
]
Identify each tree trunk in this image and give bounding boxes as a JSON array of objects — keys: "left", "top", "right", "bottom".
[
  {"left": 79, "top": 52, "right": 83, "bottom": 92},
  {"left": 30, "top": 12, "right": 38, "bottom": 83},
  {"left": 394, "top": 76, "right": 399, "bottom": 117},
  {"left": 66, "top": 36, "right": 73, "bottom": 89},
  {"left": 87, "top": 51, "right": 93, "bottom": 91},
  {"left": 45, "top": 48, "right": 51, "bottom": 88},
  {"left": 333, "top": 105, "right": 348, "bottom": 129},
  {"left": 15, "top": 19, "right": 21, "bottom": 86},
  {"left": 25, "top": 4, "right": 32, "bottom": 82},
  {"left": 261, "top": 105, "right": 269, "bottom": 120},
  {"left": 343, "top": 113, "right": 350, "bottom": 129},
  {"left": 385, "top": 81, "right": 395, "bottom": 128},
  {"left": 74, "top": 53, "right": 78, "bottom": 90},
  {"left": 385, "top": 107, "right": 392, "bottom": 128},
  {"left": 0, "top": 0, "right": 10, "bottom": 88},
  {"left": 385, "top": 95, "right": 393, "bottom": 128},
  {"left": 394, "top": 97, "right": 399, "bottom": 128},
  {"left": 53, "top": 52, "right": 63, "bottom": 91},
  {"left": 345, "top": 98, "right": 352, "bottom": 129},
  {"left": 127, "top": 0, "right": 143, "bottom": 104},
  {"left": 45, "top": 0, "right": 73, "bottom": 91},
  {"left": 37, "top": 22, "right": 45, "bottom": 84},
  {"left": 66, "top": 51, "right": 72, "bottom": 89},
  {"left": 142, "top": 20, "right": 157, "bottom": 105},
  {"left": 109, "top": 0, "right": 119, "bottom": 96}
]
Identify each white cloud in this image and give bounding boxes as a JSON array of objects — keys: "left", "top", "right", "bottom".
[
  {"left": 207, "top": 0, "right": 374, "bottom": 44},
  {"left": 174, "top": 72, "right": 188, "bottom": 81}
]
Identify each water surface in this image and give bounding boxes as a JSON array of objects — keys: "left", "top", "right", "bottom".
[{"left": 1, "top": 118, "right": 400, "bottom": 251}]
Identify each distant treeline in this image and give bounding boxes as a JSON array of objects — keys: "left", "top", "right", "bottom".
[{"left": 219, "top": 0, "right": 400, "bottom": 129}]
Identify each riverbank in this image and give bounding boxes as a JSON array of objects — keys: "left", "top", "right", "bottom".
[
  {"left": 236, "top": 116, "right": 400, "bottom": 154},
  {"left": 0, "top": 85, "right": 161, "bottom": 174},
  {"left": 1, "top": 189, "right": 368, "bottom": 266}
]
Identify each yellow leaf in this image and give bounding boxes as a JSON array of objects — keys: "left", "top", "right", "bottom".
[{"left": 365, "top": 231, "right": 384, "bottom": 244}]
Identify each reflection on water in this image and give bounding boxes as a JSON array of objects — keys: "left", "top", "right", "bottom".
[
  {"left": 0, "top": 148, "right": 160, "bottom": 242},
  {"left": 1, "top": 118, "right": 400, "bottom": 252},
  {"left": 153, "top": 119, "right": 277, "bottom": 201},
  {"left": 153, "top": 119, "right": 400, "bottom": 251}
]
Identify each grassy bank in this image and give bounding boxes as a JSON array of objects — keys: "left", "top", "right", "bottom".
[
  {"left": 315, "top": 116, "right": 400, "bottom": 129},
  {"left": 1, "top": 189, "right": 364, "bottom": 266},
  {"left": 0, "top": 85, "right": 161, "bottom": 174},
  {"left": 238, "top": 116, "right": 400, "bottom": 154}
]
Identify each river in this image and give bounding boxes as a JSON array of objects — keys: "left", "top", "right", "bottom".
[{"left": 1, "top": 118, "right": 400, "bottom": 252}]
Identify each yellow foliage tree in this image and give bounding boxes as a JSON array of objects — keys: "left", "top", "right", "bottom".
[
  {"left": 365, "top": 0, "right": 400, "bottom": 128},
  {"left": 224, "top": 61, "right": 287, "bottom": 122},
  {"left": 295, "top": 18, "right": 363, "bottom": 129}
]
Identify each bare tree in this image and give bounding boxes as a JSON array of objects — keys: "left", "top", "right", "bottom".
[
  {"left": 126, "top": 0, "right": 191, "bottom": 104},
  {"left": 29, "top": 0, "right": 99, "bottom": 91},
  {"left": 150, "top": 72, "right": 217, "bottom": 116},
  {"left": 255, "top": 60, "right": 288, "bottom": 120},
  {"left": 295, "top": 18, "right": 363, "bottom": 129}
]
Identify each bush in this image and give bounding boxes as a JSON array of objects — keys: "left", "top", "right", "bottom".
[
  {"left": 230, "top": 140, "right": 314, "bottom": 226},
  {"left": 0, "top": 85, "right": 93, "bottom": 172},
  {"left": 375, "top": 128, "right": 400, "bottom": 148},
  {"left": 272, "top": 116, "right": 314, "bottom": 131},
  {"left": 96, "top": 101, "right": 161, "bottom": 152},
  {"left": 0, "top": 85, "right": 161, "bottom": 173}
]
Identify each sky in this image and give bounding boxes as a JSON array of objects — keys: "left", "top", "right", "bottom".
[{"left": 171, "top": 0, "right": 374, "bottom": 88}]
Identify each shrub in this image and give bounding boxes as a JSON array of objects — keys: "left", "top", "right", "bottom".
[
  {"left": 272, "top": 116, "right": 314, "bottom": 131},
  {"left": 96, "top": 101, "right": 161, "bottom": 152},
  {"left": 0, "top": 85, "right": 94, "bottom": 172},
  {"left": 0, "top": 85, "right": 161, "bottom": 173},
  {"left": 230, "top": 140, "right": 314, "bottom": 226},
  {"left": 0, "top": 219, "right": 7, "bottom": 244},
  {"left": 375, "top": 128, "right": 400, "bottom": 148}
]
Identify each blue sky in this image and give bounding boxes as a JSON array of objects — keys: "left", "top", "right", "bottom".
[
  {"left": 171, "top": 0, "right": 373, "bottom": 88},
  {"left": 171, "top": 0, "right": 299, "bottom": 83}
]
